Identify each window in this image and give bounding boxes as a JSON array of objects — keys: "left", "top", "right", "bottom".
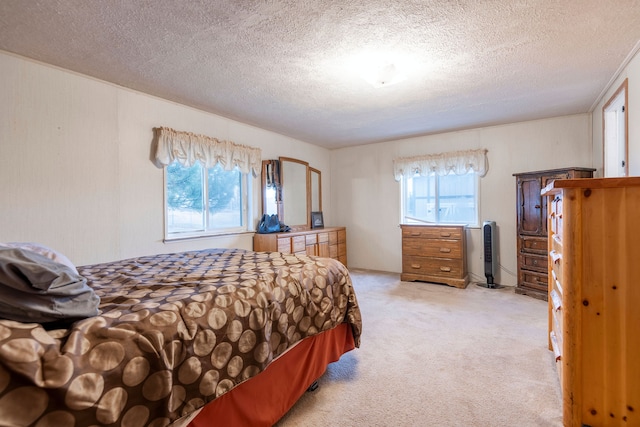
[
  {"left": 401, "top": 171, "right": 479, "bottom": 226},
  {"left": 165, "top": 162, "right": 250, "bottom": 238}
]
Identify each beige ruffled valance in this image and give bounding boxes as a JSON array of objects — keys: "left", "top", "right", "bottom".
[
  {"left": 153, "top": 127, "right": 262, "bottom": 177},
  {"left": 393, "top": 149, "right": 488, "bottom": 181}
]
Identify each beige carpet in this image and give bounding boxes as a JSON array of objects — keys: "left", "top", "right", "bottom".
[{"left": 276, "top": 269, "right": 563, "bottom": 427}]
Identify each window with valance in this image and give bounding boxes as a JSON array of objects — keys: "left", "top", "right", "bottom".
[
  {"left": 393, "top": 149, "right": 488, "bottom": 181},
  {"left": 394, "top": 149, "right": 488, "bottom": 226},
  {"left": 153, "top": 127, "right": 262, "bottom": 177},
  {"left": 152, "top": 127, "right": 262, "bottom": 239}
]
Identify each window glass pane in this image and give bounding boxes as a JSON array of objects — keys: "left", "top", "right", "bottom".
[
  {"left": 402, "top": 171, "right": 478, "bottom": 226},
  {"left": 438, "top": 173, "right": 477, "bottom": 224},
  {"left": 207, "top": 164, "right": 243, "bottom": 228},
  {"left": 166, "top": 162, "right": 204, "bottom": 232},
  {"left": 404, "top": 175, "right": 436, "bottom": 223}
]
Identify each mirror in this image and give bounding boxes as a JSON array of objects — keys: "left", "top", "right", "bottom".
[
  {"left": 280, "top": 157, "right": 309, "bottom": 226},
  {"left": 310, "top": 167, "right": 321, "bottom": 212},
  {"left": 261, "top": 157, "right": 321, "bottom": 229}
]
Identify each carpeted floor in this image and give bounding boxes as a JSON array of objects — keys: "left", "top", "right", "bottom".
[{"left": 276, "top": 269, "right": 563, "bottom": 426}]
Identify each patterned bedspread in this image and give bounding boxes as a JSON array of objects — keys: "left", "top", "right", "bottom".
[{"left": 0, "top": 249, "right": 362, "bottom": 427}]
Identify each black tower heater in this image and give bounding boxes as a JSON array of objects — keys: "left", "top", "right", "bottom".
[{"left": 479, "top": 220, "right": 499, "bottom": 289}]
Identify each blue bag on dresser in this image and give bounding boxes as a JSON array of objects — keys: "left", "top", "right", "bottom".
[{"left": 257, "top": 214, "right": 283, "bottom": 234}]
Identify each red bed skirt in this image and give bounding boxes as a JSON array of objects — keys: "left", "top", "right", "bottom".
[{"left": 188, "top": 323, "right": 355, "bottom": 427}]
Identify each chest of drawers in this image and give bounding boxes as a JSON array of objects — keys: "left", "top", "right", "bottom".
[
  {"left": 542, "top": 177, "right": 640, "bottom": 426},
  {"left": 400, "top": 224, "right": 468, "bottom": 288},
  {"left": 253, "top": 226, "right": 347, "bottom": 266}
]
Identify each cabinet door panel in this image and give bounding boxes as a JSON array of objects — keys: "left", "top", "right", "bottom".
[{"left": 519, "top": 178, "right": 543, "bottom": 234}]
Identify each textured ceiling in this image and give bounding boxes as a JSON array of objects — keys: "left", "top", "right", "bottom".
[{"left": 1, "top": 1, "right": 640, "bottom": 149}]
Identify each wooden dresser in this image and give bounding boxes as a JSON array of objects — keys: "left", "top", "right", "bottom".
[
  {"left": 253, "top": 226, "right": 347, "bottom": 266},
  {"left": 400, "top": 224, "right": 468, "bottom": 288},
  {"left": 542, "top": 177, "right": 640, "bottom": 427},
  {"left": 513, "top": 168, "right": 594, "bottom": 300}
]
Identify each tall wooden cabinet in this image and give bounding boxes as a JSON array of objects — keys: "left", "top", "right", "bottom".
[
  {"left": 253, "top": 227, "right": 347, "bottom": 266},
  {"left": 542, "top": 177, "right": 640, "bottom": 427},
  {"left": 513, "top": 168, "right": 594, "bottom": 300}
]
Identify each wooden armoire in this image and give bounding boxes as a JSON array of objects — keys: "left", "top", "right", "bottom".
[{"left": 513, "top": 167, "right": 594, "bottom": 300}]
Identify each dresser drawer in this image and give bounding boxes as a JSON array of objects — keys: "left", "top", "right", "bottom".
[
  {"left": 402, "top": 256, "right": 464, "bottom": 278},
  {"left": 277, "top": 237, "right": 291, "bottom": 253},
  {"left": 402, "top": 238, "right": 463, "bottom": 259},
  {"left": 518, "top": 269, "right": 548, "bottom": 292},
  {"left": 402, "top": 226, "right": 463, "bottom": 240},
  {"left": 518, "top": 252, "right": 547, "bottom": 273},
  {"left": 520, "top": 235, "right": 548, "bottom": 254},
  {"left": 292, "top": 236, "right": 306, "bottom": 253},
  {"left": 328, "top": 231, "right": 338, "bottom": 245}
]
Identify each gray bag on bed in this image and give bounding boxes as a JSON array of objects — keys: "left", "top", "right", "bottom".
[{"left": 0, "top": 248, "right": 100, "bottom": 324}]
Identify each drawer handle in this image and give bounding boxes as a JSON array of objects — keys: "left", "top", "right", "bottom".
[
  {"left": 550, "top": 289, "right": 562, "bottom": 312},
  {"left": 440, "top": 232, "right": 451, "bottom": 237},
  {"left": 410, "top": 263, "right": 421, "bottom": 269},
  {"left": 550, "top": 331, "right": 562, "bottom": 362},
  {"left": 439, "top": 248, "right": 451, "bottom": 253},
  {"left": 410, "top": 232, "right": 422, "bottom": 237},
  {"left": 555, "top": 280, "right": 563, "bottom": 295},
  {"left": 440, "top": 266, "right": 451, "bottom": 272}
]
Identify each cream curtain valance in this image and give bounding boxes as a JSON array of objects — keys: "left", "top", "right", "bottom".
[
  {"left": 153, "top": 127, "right": 262, "bottom": 177},
  {"left": 393, "top": 149, "right": 488, "bottom": 181}
]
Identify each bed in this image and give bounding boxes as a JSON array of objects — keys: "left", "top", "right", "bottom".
[{"left": 0, "top": 245, "right": 362, "bottom": 427}]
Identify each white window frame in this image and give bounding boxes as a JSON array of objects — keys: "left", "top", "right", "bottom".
[
  {"left": 163, "top": 163, "right": 252, "bottom": 241},
  {"left": 400, "top": 171, "right": 480, "bottom": 227}
]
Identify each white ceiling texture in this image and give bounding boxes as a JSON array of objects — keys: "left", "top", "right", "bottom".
[{"left": 1, "top": 1, "right": 640, "bottom": 149}]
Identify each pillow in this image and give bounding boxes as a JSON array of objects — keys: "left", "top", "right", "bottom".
[
  {"left": 0, "top": 242, "right": 77, "bottom": 273},
  {"left": 0, "top": 247, "right": 99, "bottom": 324}
]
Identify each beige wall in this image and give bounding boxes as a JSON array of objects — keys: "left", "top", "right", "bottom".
[
  {"left": 0, "top": 51, "right": 331, "bottom": 265},
  {"left": 330, "top": 115, "right": 593, "bottom": 285},
  {"left": 1, "top": 48, "right": 613, "bottom": 285},
  {"left": 591, "top": 44, "right": 640, "bottom": 177}
]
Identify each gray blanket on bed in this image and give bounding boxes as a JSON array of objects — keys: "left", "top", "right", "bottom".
[{"left": 0, "top": 248, "right": 100, "bottom": 323}]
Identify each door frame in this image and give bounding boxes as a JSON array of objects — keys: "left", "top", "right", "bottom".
[{"left": 602, "top": 79, "right": 628, "bottom": 177}]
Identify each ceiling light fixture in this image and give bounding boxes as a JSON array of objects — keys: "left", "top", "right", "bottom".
[{"left": 361, "top": 62, "right": 406, "bottom": 88}]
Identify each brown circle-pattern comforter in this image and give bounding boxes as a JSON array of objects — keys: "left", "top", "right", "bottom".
[{"left": 0, "top": 249, "right": 362, "bottom": 427}]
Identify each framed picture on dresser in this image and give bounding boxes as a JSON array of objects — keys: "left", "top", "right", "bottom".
[{"left": 311, "top": 211, "right": 324, "bottom": 228}]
